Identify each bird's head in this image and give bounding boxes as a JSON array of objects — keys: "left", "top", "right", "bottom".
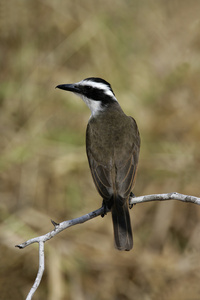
[{"left": 56, "top": 77, "right": 118, "bottom": 116}]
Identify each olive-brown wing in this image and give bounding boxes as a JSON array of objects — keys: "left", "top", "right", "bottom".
[
  {"left": 115, "top": 150, "right": 139, "bottom": 201},
  {"left": 86, "top": 149, "right": 113, "bottom": 200},
  {"left": 115, "top": 116, "right": 140, "bottom": 201}
]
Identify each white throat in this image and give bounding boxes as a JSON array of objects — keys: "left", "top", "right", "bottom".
[{"left": 76, "top": 94, "right": 104, "bottom": 116}]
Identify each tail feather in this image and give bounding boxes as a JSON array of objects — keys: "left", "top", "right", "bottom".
[{"left": 111, "top": 199, "right": 133, "bottom": 251}]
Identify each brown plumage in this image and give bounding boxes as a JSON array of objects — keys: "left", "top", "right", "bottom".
[
  {"left": 56, "top": 77, "right": 140, "bottom": 251},
  {"left": 86, "top": 102, "right": 140, "bottom": 251}
]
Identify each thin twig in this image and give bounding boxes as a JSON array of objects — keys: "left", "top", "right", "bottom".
[{"left": 16, "top": 192, "right": 200, "bottom": 299}]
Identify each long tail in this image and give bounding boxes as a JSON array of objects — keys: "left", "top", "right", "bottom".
[{"left": 111, "top": 198, "right": 133, "bottom": 251}]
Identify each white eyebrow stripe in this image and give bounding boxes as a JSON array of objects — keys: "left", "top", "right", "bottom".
[
  {"left": 79, "top": 80, "right": 107, "bottom": 90},
  {"left": 78, "top": 80, "right": 117, "bottom": 100}
]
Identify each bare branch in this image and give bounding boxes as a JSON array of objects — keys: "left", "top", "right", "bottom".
[
  {"left": 16, "top": 192, "right": 200, "bottom": 299},
  {"left": 130, "top": 192, "right": 200, "bottom": 205},
  {"left": 16, "top": 206, "right": 104, "bottom": 249}
]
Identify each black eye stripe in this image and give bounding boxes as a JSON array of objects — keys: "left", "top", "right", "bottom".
[
  {"left": 80, "top": 86, "right": 115, "bottom": 104},
  {"left": 82, "top": 78, "right": 115, "bottom": 97},
  {"left": 82, "top": 86, "right": 112, "bottom": 95}
]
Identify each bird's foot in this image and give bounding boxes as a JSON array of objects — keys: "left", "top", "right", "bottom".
[
  {"left": 129, "top": 192, "right": 135, "bottom": 209},
  {"left": 101, "top": 200, "right": 107, "bottom": 218}
]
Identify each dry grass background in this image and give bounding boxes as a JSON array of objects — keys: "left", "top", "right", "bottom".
[{"left": 1, "top": 0, "right": 200, "bottom": 299}]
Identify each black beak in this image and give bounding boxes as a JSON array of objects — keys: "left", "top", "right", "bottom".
[{"left": 56, "top": 83, "right": 80, "bottom": 93}]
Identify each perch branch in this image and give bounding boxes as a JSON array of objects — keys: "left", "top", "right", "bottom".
[
  {"left": 130, "top": 192, "right": 200, "bottom": 205},
  {"left": 16, "top": 192, "right": 200, "bottom": 299}
]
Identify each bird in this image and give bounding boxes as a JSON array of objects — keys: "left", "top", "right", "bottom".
[{"left": 56, "top": 77, "right": 140, "bottom": 251}]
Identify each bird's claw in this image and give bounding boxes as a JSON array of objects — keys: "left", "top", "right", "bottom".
[
  {"left": 129, "top": 192, "right": 135, "bottom": 209},
  {"left": 101, "top": 200, "right": 107, "bottom": 217}
]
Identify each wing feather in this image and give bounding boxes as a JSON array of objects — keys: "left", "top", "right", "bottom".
[
  {"left": 88, "top": 154, "right": 112, "bottom": 199},
  {"left": 86, "top": 114, "right": 140, "bottom": 203}
]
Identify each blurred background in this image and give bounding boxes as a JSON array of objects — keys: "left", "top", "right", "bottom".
[{"left": 1, "top": 0, "right": 200, "bottom": 299}]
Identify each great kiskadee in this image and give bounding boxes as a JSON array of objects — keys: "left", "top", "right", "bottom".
[{"left": 56, "top": 77, "right": 140, "bottom": 251}]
